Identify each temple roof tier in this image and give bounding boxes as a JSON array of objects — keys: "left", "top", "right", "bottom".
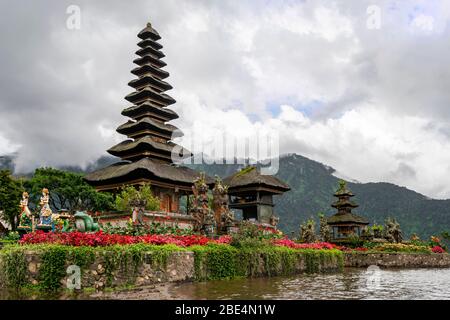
[
  {"left": 133, "top": 55, "right": 167, "bottom": 68},
  {"left": 131, "top": 64, "right": 169, "bottom": 79},
  {"left": 331, "top": 199, "right": 359, "bottom": 209},
  {"left": 121, "top": 103, "right": 179, "bottom": 121},
  {"left": 326, "top": 212, "right": 369, "bottom": 225},
  {"left": 135, "top": 46, "right": 165, "bottom": 59},
  {"left": 137, "top": 23, "right": 161, "bottom": 41},
  {"left": 85, "top": 158, "right": 213, "bottom": 191},
  {"left": 224, "top": 166, "right": 291, "bottom": 195},
  {"left": 116, "top": 118, "right": 182, "bottom": 140},
  {"left": 128, "top": 75, "right": 173, "bottom": 91},
  {"left": 125, "top": 87, "right": 176, "bottom": 105},
  {"left": 137, "top": 38, "right": 163, "bottom": 50},
  {"left": 334, "top": 180, "right": 355, "bottom": 197},
  {"left": 107, "top": 136, "right": 192, "bottom": 161}
]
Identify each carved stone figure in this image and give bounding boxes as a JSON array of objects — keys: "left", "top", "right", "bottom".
[
  {"left": 212, "top": 176, "right": 234, "bottom": 232},
  {"left": 38, "top": 188, "right": 53, "bottom": 228},
  {"left": 270, "top": 215, "right": 280, "bottom": 227},
  {"left": 384, "top": 218, "right": 403, "bottom": 243},
  {"left": 131, "top": 198, "right": 146, "bottom": 225},
  {"left": 17, "top": 192, "right": 32, "bottom": 232},
  {"left": 74, "top": 211, "right": 100, "bottom": 232},
  {"left": 190, "top": 173, "right": 216, "bottom": 234},
  {"left": 299, "top": 219, "right": 317, "bottom": 243}
]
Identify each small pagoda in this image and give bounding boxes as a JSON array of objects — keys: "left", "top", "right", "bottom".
[
  {"left": 85, "top": 22, "right": 211, "bottom": 213},
  {"left": 223, "top": 166, "right": 290, "bottom": 226},
  {"left": 327, "top": 180, "right": 369, "bottom": 241}
]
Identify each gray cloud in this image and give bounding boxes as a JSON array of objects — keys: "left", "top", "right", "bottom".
[{"left": 1, "top": 1, "right": 450, "bottom": 198}]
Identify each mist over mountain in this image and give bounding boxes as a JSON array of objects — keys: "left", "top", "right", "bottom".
[{"left": 1, "top": 153, "right": 449, "bottom": 238}]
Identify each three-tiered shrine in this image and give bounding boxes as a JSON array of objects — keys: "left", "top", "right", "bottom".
[
  {"left": 85, "top": 23, "right": 210, "bottom": 213},
  {"left": 327, "top": 180, "right": 369, "bottom": 241}
]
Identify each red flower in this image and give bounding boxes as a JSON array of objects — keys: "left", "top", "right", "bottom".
[
  {"left": 432, "top": 246, "right": 445, "bottom": 254},
  {"left": 19, "top": 231, "right": 227, "bottom": 247},
  {"left": 271, "top": 238, "right": 340, "bottom": 250}
]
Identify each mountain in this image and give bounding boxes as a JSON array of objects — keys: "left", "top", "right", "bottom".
[
  {"left": 186, "top": 154, "right": 450, "bottom": 239},
  {"left": 1, "top": 153, "right": 449, "bottom": 238}
]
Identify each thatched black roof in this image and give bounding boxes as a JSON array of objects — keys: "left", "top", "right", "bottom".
[
  {"left": 326, "top": 212, "right": 369, "bottom": 225},
  {"left": 116, "top": 118, "right": 182, "bottom": 138},
  {"left": 138, "top": 22, "right": 161, "bottom": 41},
  {"left": 125, "top": 87, "right": 175, "bottom": 105},
  {"left": 84, "top": 158, "right": 213, "bottom": 187},
  {"left": 135, "top": 46, "right": 165, "bottom": 59},
  {"left": 128, "top": 74, "right": 172, "bottom": 91},
  {"left": 223, "top": 166, "right": 290, "bottom": 194},
  {"left": 133, "top": 55, "right": 167, "bottom": 68},
  {"left": 131, "top": 64, "right": 169, "bottom": 79},
  {"left": 107, "top": 137, "right": 191, "bottom": 160},
  {"left": 121, "top": 103, "right": 178, "bottom": 121},
  {"left": 137, "top": 38, "right": 163, "bottom": 50}
]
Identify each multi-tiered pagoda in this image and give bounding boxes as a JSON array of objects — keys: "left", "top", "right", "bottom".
[
  {"left": 327, "top": 180, "right": 369, "bottom": 241},
  {"left": 85, "top": 22, "right": 210, "bottom": 213}
]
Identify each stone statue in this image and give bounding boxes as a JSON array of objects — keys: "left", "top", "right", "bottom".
[
  {"left": 131, "top": 198, "right": 146, "bottom": 225},
  {"left": 270, "top": 215, "right": 280, "bottom": 227},
  {"left": 190, "top": 173, "right": 216, "bottom": 235},
  {"left": 384, "top": 218, "right": 403, "bottom": 243},
  {"left": 17, "top": 192, "right": 32, "bottom": 232},
  {"left": 38, "top": 188, "right": 53, "bottom": 229},
  {"left": 299, "top": 219, "right": 317, "bottom": 243},
  {"left": 212, "top": 176, "right": 234, "bottom": 232},
  {"left": 74, "top": 211, "right": 100, "bottom": 232}
]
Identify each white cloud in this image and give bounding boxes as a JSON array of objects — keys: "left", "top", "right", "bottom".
[{"left": 1, "top": 0, "right": 450, "bottom": 199}]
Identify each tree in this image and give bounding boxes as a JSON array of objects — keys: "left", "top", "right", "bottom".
[
  {"left": 318, "top": 213, "right": 331, "bottom": 242},
  {"left": 115, "top": 184, "right": 160, "bottom": 212},
  {"left": 25, "top": 167, "right": 114, "bottom": 213},
  {"left": 0, "top": 170, "right": 24, "bottom": 230}
]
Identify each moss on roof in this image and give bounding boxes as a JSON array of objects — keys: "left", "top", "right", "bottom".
[
  {"left": 326, "top": 212, "right": 369, "bottom": 225},
  {"left": 223, "top": 166, "right": 290, "bottom": 192}
]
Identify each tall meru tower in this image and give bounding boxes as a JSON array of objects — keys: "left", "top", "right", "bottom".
[{"left": 85, "top": 22, "right": 211, "bottom": 213}]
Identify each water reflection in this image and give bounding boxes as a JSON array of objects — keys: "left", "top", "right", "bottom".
[{"left": 172, "top": 268, "right": 450, "bottom": 300}]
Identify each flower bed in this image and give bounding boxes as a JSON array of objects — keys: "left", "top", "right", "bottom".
[
  {"left": 19, "top": 231, "right": 231, "bottom": 247},
  {"left": 271, "top": 238, "right": 338, "bottom": 250}
]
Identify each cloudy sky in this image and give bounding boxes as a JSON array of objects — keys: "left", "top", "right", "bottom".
[{"left": 1, "top": 0, "right": 450, "bottom": 198}]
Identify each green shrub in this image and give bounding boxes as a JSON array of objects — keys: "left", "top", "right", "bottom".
[{"left": 115, "top": 184, "right": 160, "bottom": 212}]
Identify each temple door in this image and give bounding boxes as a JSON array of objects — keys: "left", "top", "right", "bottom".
[{"left": 160, "top": 194, "right": 171, "bottom": 212}]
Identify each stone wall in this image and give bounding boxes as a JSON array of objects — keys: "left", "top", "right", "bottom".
[
  {"left": 344, "top": 253, "right": 450, "bottom": 268},
  {"left": 2, "top": 250, "right": 450, "bottom": 292},
  {"left": 0, "top": 250, "right": 196, "bottom": 291}
]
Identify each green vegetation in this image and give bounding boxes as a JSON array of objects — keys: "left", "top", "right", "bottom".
[
  {"left": 25, "top": 167, "right": 114, "bottom": 212},
  {"left": 0, "top": 243, "right": 184, "bottom": 293},
  {"left": 191, "top": 244, "right": 343, "bottom": 281},
  {"left": 114, "top": 184, "right": 160, "bottom": 212},
  {"left": 0, "top": 170, "right": 24, "bottom": 230},
  {"left": 187, "top": 154, "right": 450, "bottom": 239}
]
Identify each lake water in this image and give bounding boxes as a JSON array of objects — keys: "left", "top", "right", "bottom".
[
  {"left": 171, "top": 268, "right": 450, "bottom": 300},
  {"left": 2, "top": 268, "right": 450, "bottom": 300}
]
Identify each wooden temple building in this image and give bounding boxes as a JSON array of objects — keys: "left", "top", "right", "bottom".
[
  {"left": 327, "top": 181, "right": 369, "bottom": 241},
  {"left": 223, "top": 167, "right": 290, "bottom": 226},
  {"left": 85, "top": 22, "right": 212, "bottom": 213}
]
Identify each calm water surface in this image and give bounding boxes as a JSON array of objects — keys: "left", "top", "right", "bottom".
[
  {"left": 172, "top": 268, "right": 450, "bottom": 300},
  {"left": 2, "top": 268, "right": 450, "bottom": 300}
]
